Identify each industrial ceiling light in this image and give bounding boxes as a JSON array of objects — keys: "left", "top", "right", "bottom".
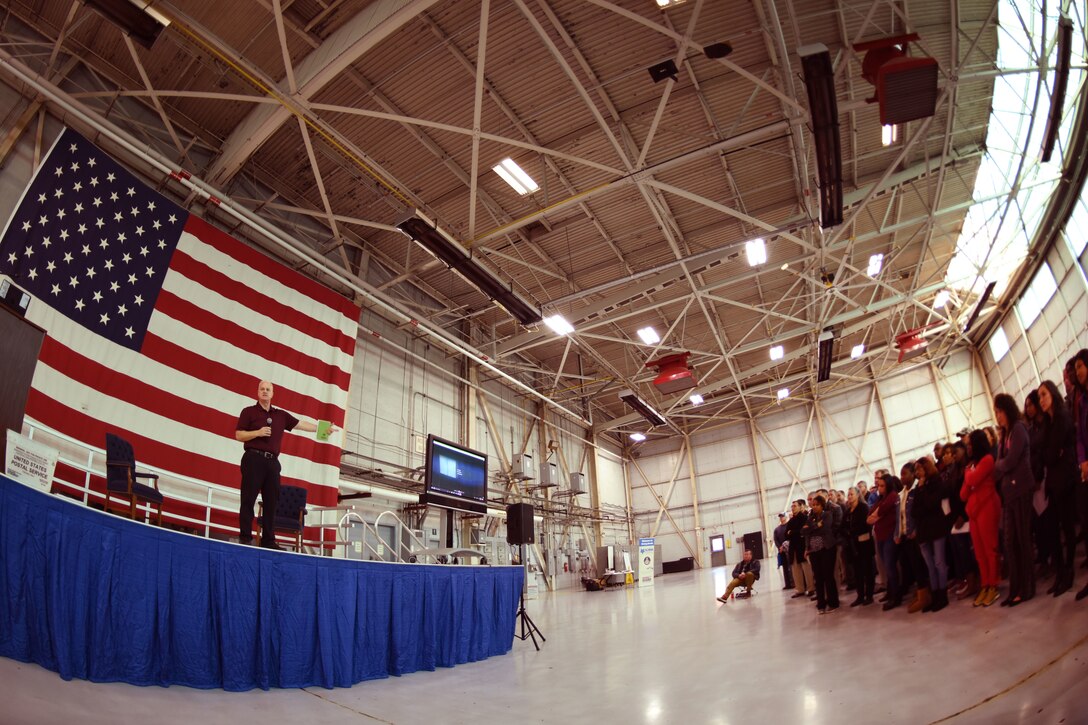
[
  {"left": 637, "top": 326, "right": 661, "bottom": 345},
  {"left": 746, "top": 238, "right": 767, "bottom": 266},
  {"left": 543, "top": 314, "right": 575, "bottom": 335},
  {"left": 618, "top": 389, "right": 667, "bottom": 428},
  {"left": 881, "top": 124, "right": 898, "bottom": 146},
  {"left": 84, "top": 0, "right": 170, "bottom": 48},
  {"left": 769, "top": 345, "right": 784, "bottom": 361},
  {"left": 851, "top": 343, "right": 865, "bottom": 359},
  {"left": 777, "top": 388, "right": 790, "bottom": 400},
  {"left": 867, "top": 253, "right": 884, "bottom": 277},
  {"left": 689, "top": 393, "right": 704, "bottom": 406},
  {"left": 492, "top": 158, "right": 539, "bottom": 195},
  {"left": 630, "top": 432, "right": 647, "bottom": 442},
  {"left": 934, "top": 290, "right": 950, "bottom": 309},
  {"left": 647, "top": 59, "right": 679, "bottom": 83},
  {"left": 798, "top": 43, "right": 843, "bottom": 229},
  {"left": 397, "top": 212, "right": 542, "bottom": 326}
]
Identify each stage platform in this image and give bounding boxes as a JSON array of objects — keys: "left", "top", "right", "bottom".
[{"left": 0, "top": 474, "right": 523, "bottom": 691}]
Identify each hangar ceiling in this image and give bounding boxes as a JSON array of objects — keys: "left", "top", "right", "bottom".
[{"left": 0, "top": 0, "right": 1079, "bottom": 444}]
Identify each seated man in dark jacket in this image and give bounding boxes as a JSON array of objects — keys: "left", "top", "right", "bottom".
[{"left": 717, "top": 549, "right": 761, "bottom": 602}]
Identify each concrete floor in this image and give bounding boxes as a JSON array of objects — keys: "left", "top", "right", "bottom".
[{"left": 3, "top": 562, "right": 1088, "bottom": 725}]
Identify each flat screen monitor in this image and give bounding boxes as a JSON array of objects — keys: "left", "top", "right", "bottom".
[{"left": 421, "top": 434, "right": 488, "bottom": 515}]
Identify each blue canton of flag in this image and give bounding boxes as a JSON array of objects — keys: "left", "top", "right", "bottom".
[{"left": 0, "top": 132, "right": 184, "bottom": 350}]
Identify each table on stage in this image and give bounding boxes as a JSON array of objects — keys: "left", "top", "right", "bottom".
[{"left": 0, "top": 474, "right": 523, "bottom": 691}]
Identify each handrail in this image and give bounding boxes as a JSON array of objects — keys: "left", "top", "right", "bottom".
[{"left": 24, "top": 420, "right": 334, "bottom": 550}]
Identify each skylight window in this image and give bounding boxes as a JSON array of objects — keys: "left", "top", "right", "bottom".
[
  {"left": 988, "top": 326, "right": 1010, "bottom": 362},
  {"left": 1017, "top": 262, "right": 1057, "bottom": 327},
  {"left": 934, "top": 290, "right": 950, "bottom": 309},
  {"left": 492, "top": 158, "right": 539, "bottom": 195},
  {"left": 944, "top": 0, "right": 1084, "bottom": 299},
  {"left": 746, "top": 238, "right": 767, "bottom": 266},
  {"left": 637, "top": 326, "right": 660, "bottom": 345}
]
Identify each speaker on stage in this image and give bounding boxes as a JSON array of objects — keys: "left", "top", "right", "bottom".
[{"left": 506, "top": 503, "right": 534, "bottom": 545}]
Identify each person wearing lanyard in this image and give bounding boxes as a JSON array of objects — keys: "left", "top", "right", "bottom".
[{"left": 235, "top": 380, "right": 335, "bottom": 549}]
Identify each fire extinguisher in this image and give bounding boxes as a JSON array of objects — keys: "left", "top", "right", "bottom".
[{"left": 563, "top": 561, "right": 569, "bottom": 573}]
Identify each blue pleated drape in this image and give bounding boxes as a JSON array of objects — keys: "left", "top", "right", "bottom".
[{"left": 0, "top": 475, "right": 523, "bottom": 691}]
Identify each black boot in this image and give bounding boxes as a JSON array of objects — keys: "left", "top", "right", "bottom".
[
  {"left": 931, "top": 589, "right": 948, "bottom": 612},
  {"left": 1053, "top": 569, "right": 1072, "bottom": 597}
]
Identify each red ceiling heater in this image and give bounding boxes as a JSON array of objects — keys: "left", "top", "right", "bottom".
[
  {"left": 645, "top": 352, "right": 697, "bottom": 395},
  {"left": 854, "top": 34, "right": 939, "bottom": 126},
  {"left": 895, "top": 323, "right": 940, "bottom": 363}
]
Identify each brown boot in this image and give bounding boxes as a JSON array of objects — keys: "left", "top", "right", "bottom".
[
  {"left": 908, "top": 587, "right": 931, "bottom": 613},
  {"left": 958, "top": 572, "right": 980, "bottom": 600}
]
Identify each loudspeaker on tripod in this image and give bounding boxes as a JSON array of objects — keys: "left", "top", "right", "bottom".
[{"left": 506, "top": 503, "right": 534, "bottom": 545}]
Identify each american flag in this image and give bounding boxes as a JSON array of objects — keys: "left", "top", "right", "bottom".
[{"left": 0, "top": 128, "right": 359, "bottom": 510}]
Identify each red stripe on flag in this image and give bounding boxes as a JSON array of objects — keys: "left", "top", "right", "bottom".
[
  {"left": 153, "top": 289, "right": 351, "bottom": 391},
  {"left": 139, "top": 333, "right": 345, "bottom": 425},
  {"left": 168, "top": 248, "right": 357, "bottom": 357},
  {"left": 27, "top": 391, "right": 339, "bottom": 507},
  {"left": 37, "top": 337, "right": 342, "bottom": 469},
  {"left": 184, "top": 216, "right": 360, "bottom": 320}
]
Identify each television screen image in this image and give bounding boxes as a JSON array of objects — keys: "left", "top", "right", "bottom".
[{"left": 422, "top": 435, "right": 488, "bottom": 515}]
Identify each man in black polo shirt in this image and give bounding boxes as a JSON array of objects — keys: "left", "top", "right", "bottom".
[{"left": 235, "top": 380, "right": 334, "bottom": 549}]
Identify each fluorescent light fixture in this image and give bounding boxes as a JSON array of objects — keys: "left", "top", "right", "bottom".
[
  {"left": 777, "top": 387, "right": 790, "bottom": 400},
  {"left": 798, "top": 44, "right": 843, "bottom": 229},
  {"left": 881, "top": 124, "right": 898, "bottom": 146},
  {"left": 867, "top": 253, "right": 883, "bottom": 277},
  {"left": 637, "top": 326, "right": 661, "bottom": 345},
  {"left": 618, "top": 389, "right": 667, "bottom": 428},
  {"left": 630, "top": 432, "right": 647, "bottom": 442},
  {"left": 769, "top": 345, "right": 784, "bottom": 361},
  {"left": 543, "top": 314, "right": 574, "bottom": 336},
  {"left": 689, "top": 393, "right": 704, "bottom": 406},
  {"left": 397, "top": 212, "right": 542, "bottom": 325},
  {"left": 816, "top": 329, "right": 834, "bottom": 383},
  {"left": 492, "top": 158, "right": 538, "bottom": 195},
  {"left": 745, "top": 238, "right": 767, "bottom": 266},
  {"left": 934, "top": 289, "right": 950, "bottom": 308},
  {"left": 851, "top": 343, "right": 865, "bottom": 359}
]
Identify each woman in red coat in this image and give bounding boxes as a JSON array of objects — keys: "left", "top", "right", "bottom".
[{"left": 962, "top": 429, "right": 1001, "bottom": 607}]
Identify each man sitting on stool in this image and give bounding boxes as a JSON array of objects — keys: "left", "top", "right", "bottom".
[{"left": 718, "top": 549, "right": 761, "bottom": 602}]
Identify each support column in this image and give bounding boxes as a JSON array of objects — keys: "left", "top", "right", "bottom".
[
  {"left": 747, "top": 417, "right": 772, "bottom": 559},
  {"left": 929, "top": 362, "right": 955, "bottom": 442},
  {"left": 684, "top": 434, "right": 703, "bottom": 568},
  {"left": 812, "top": 399, "right": 836, "bottom": 489},
  {"left": 870, "top": 369, "right": 897, "bottom": 470}
]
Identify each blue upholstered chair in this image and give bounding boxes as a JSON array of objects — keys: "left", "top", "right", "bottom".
[
  {"left": 104, "top": 433, "right": 164, "bottom": 525},
  {"left": 256, "top": 485, "right": 308, "bottom": 552}
]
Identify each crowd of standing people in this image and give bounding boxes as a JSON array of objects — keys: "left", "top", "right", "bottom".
[{"left": 759, "top": 349, "right": 1088, "bottom": 614}]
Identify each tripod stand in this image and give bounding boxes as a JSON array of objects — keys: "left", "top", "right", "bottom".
[{"left": 515, "top": 544, "right": 545, "bottom": 650}]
